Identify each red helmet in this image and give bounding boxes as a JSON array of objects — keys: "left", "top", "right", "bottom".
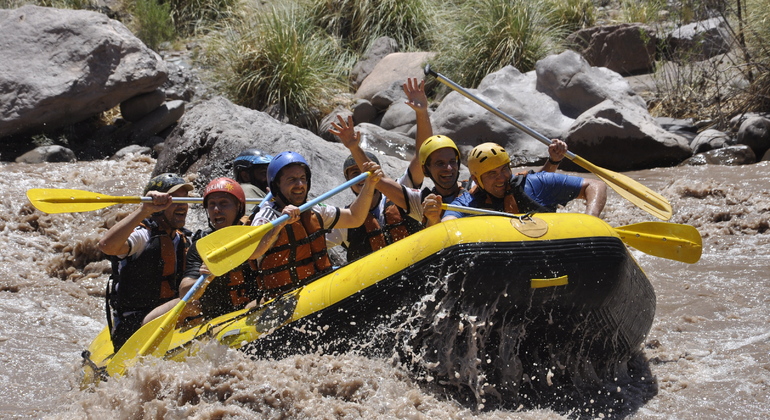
[{"left": 203, "top": 177, "right": 246, "bottom": 217}]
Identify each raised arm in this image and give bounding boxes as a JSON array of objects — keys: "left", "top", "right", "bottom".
[
  {"left": 537, "top": 139, "right": 568, "bottom": 173},
  {"left": 98, "top": 191, "right": 172, "bottom": 256},
  {"left": 329, "top": 114, "right": 411, "bottom": 209},
  {"left": 404, "top": 78, "right": 431, "bottom": 186}
]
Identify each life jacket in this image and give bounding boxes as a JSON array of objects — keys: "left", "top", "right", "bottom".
[
  {"left": 345, "top": 200, "right": 423, "bottom": 261},
  {"left": 257, "top": 210, "right": 332, "bottom": 292},
  {"left": 192, "top": 229, "right": 259, "bottom": 319},
  {"left": 108, "top": 219, "right": 190, "bottom": 314},
  {"left": 472, "top": 172, "right": 550, "bottom": 214}
]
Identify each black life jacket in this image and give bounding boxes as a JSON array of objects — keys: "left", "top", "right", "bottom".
[
  {"left": 257, "top": 209, "right": 332, "bottom": 293},
  {"left": 345, "top": 198, "right": 424, "bottom": 261},
  {"left": 108, "top": 219, "right": 190, "bottom": 314},
  {"left": 192, "top": 229, "right": 260, "bottom": 320},
  {"left": 472, "top": 172, "right": 550, "bottom": 214}
]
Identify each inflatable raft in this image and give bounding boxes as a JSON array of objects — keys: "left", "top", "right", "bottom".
[{"left": 82, "top": 213, "right": 656, "bottom": 401}]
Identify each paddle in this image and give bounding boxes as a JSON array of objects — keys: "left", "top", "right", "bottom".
[
  {"left": 442, "top": 203, "right": 701, "bottom": 263},
  {"left": 26, "top": 188, "right": 263, "bottom": 214},
  {"left": 105, "top": 274, "right": 213, "bottom": 376},
  {"left": 197, "top": 171, "right": 372, "bottom": 276},
  {"left": 424, "top": 65, "right": 673, "bottom": 222}
]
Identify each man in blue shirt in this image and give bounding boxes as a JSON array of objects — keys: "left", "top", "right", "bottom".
[{"left": 444, "top": 142, "right": 606, "bottom": 219}]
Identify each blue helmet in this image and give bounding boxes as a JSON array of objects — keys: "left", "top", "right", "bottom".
[
  {"left": 267, "top": 151, "right": 311, "bottom": 199},
  {"left": 233, "top": 148, "right": 273, "bottom": 182}
]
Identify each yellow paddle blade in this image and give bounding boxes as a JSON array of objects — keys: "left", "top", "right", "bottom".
[
  {"left": 197, "top": 223, "right": 274, "bottom": 276},
  {"left": 26, "top": 188, "right": 142, "bottom": 213},
  {"left": 615, "top": 222, "right": 702, "bottom": 264},
  {"left": 571, "top": 156, "right": 673, "bottom": 221}
]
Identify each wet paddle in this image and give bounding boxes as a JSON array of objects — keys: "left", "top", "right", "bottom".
[
  {"left": 442, "top": 204, "right": 701, "bottom": 263},
  {"left": 26, "top": 188, "right": 263, "bottom": 214},
  {"left": 105, "top": 274, "right": 213, "bottom": 376},
  {"left": 197, "top": 171, "right": 372, "bottom": 276},
  {"left": 425, "top": 65, "right": 673, "bottom": 222}
]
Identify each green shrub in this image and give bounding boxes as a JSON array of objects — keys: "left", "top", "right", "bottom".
[
  {"left": 205, "top": 5, "right": 346, "bottom": 129},
  {"left": 545, "top": 0, "right": 596, "bottom": 33},
  {"left": 132, "top": 0, "right": 175, "bottom": 50},
  {"left": 619, "top": 0, "right": 666, "bottom": 24},
  {"left": 167, "top": 0, "right": 237, "bottom": 36},
  {"left": 432, "top": 0, "right": 563, "bottom": 88},
  {"left": 305, "top": 0, "right": 432, "bottom": 54}
]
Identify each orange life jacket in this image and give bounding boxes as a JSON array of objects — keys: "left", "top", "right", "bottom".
[
  {"left": 346, "top": 202, "right": 423, "bottom": 261},
  {"left": 258, "top": 210, "right": 332, "bottom": 291}
]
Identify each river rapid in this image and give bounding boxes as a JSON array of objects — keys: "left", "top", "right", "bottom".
[{"left": 0, "top": 155, "right": 767, "bottom": 419}]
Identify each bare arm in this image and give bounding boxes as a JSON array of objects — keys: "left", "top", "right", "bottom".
[
  {"left": 404, "top": 78, "right": 431, "bottom": 186},
  {"left": 577, "top": 178, "right": 607, "bottom": 217},
  {"left": 330, "top": 115, "right": 410, "bottom": 209},
  {"left": 98, "top": 191, "right": 172, "bottom": 255}
]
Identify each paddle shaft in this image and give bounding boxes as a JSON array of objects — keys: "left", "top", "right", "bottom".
[{"left": 204, "top": 171, "right": 371, "bottom": 264}]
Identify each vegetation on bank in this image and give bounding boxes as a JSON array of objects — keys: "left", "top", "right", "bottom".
[{"left": 3, "top": 0, "right": 768, "bottom": 131}]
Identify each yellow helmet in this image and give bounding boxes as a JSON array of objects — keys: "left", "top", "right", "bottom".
[
  {"left": 419, "top": 135, "right": 460, "bottom": 166},
  {"left": 467, "top": 142, "right": 510, "bottom": 189}
]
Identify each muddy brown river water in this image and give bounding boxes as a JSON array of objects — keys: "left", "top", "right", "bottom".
[{"left": 0, "top": 157, "right": 767, "bottom": 419}]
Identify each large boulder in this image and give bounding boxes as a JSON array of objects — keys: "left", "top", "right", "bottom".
[
  {"left": 0, "top": 5, "right": 167, "bottom": 139},
  {"left": 155, "top": 97, "right": 409, "bottom": 207},
  {"left": 666, "top": 17, "right": 734, "bottom": 61},
  {"left": 354, "top": 52, "right": 434, "bottom": 102},
  {"left": 567, "top": 23, "right": 657, "bottom": 75},
  {"left": 429, "top": 65, "right": 571, "bottom": 165},
  {"left": 429, "top": 50, "right": 670, "bottom": 168},
  {"left": 564, "top": 100, "right": 693, "bottom": 170}
]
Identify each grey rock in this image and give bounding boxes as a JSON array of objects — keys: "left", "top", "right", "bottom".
[
  {"left": 736, "top": 116, "right": 770, "bottom": 158},
  {"left": 690, "top": 129, "right": 731, "bottom": 154},
  {"left": 120, "top": 89, "right": 166, "bottom": 123},
  {"left": 354, "top": 52, "right": 434, "bottom": 102},
  {"left": 379, "top": 102, "right": 415, "bottom": 131},
  {"left": 568, "top": 23, "right": 657, "bottom": 75},
  {"left": 680, "top": 145, "right": 756, "bottom": 166},
  {"left": 15, "top": 145, "right": 77, "bottom": 163},
  {"left": 666, "top": 17, "right": 734, "bottom": 61},
  {"left": 319, "top": 106, "right": 352, "bottom": 142},
  {"left": 0, "top": 6, "right": 167, "bottom": 138},
  {"left": 350, "top": 37, "right": 399, "bottom": 90},
  {"left": 111, "top": 144, "right": 152, "bottom": 160},
  {"left": 352, "top": 99, "right": 378, "bottom": 125}
]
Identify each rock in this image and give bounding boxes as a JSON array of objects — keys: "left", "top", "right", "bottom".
[
  {"left": 430, "top": 65, "right": 570, "bottom": 166},
  {"left": 350, "top": 37, "right": 399, "bottom": 90},
  {"left": 690, "top": 129, "right": 732, "bottom": 154},
  {"left": 371, "top": 80, "right": 407, "bottom": 110},
  {"left": 380, "top": 102, "right": 415, "bottom": 131},
  {"left": 319, "top": 106, "right": 352, "bottom": 142},
  {"left": 680, "top": 145, "right": 756, "bottom": 166},
  {"left": 154, "top": 97, "right": 409, "bottom": 206},
  {"left": 111, "top": 145, "right": 153, "bottom": 160},
  {"left": 655, "top": 117, "right": 699, "bottom": 143},
  {"left": 354, "top": 52, "right": 435, "bottom": 102},
  {"left": 666, "top": 17, "right": 734, "bottom": 61},
  {"left": 0, "top": 6, "right": 167, "bottom": 138},
  {"left": 568, "top": 23, "right": 658, "bottom": 75},
  {"left": 15, "top": 145, "right": 77, "bottom": 163},
  {"left": 536, "top": 50, "right": 647, "bottom": 117},
  {"left": 116, "top": 100, "right": 186, "bottom": 145},
  {"left": 356, "top": 123, "right": 415, "bottom": 162},
  {"left": 565, "top": 100, "right": 692, "bottom": 170},
  {"left": 120, "top": 89, "right": 166, "bottom": 123},
  {"left": 736, "top": 116, "right": 770, "bottom": 158},
  {"left": 352, "top": 99, "right": 378, "bottom": 125}
]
